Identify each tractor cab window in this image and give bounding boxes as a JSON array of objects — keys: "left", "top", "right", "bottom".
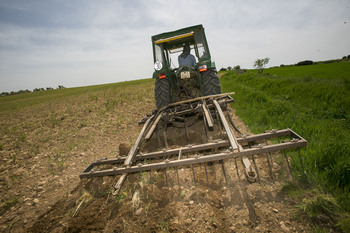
[
  {"left": 167, "top": 45, "right": 196, "bottom": 69},
  {"left": 154, "top": 43, "right": 165, "bottom": 65},
  {"left": 194, "top": 32, "right": 208, "bottom": 59}
]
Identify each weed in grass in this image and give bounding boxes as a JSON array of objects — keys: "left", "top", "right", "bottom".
[
  {"left": 297, "top": 192, "right": 340, "bottom": 225},
  {"left": 337, "top": 213, "right": 350, "bottom": 232}
]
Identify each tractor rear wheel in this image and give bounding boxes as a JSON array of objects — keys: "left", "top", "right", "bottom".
[
  {"left": 202, "top": 69, "right": 221, "bottom": 96},
  {"left": 155, "top": 78, "right": 171, "bottom": 110}
]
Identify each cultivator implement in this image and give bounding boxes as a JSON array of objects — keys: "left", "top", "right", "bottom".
[{"left": 80, "top": 93, "right": 307, "bottom": 194}]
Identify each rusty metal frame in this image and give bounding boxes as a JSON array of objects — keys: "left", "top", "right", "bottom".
[{"left": 79, "top": 93, "right": 307, "bottom": 194}]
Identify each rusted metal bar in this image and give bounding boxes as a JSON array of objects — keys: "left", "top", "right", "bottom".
[
  {"left": 145, "top": 113, "right": 162, "bottom": 140},
  {"left": 85, "top": 129, "right": 305, "bottom": 168},
  {"left": 202, "top": 101, "right": 214, "bottom": 130},
  {"left": 213, "top": 100, "right": 239, "bottom": 152},
  {"left": 113, "top": 115, "right": 154, "bottom": 195},
  {"left": 168, "top": 92, "right": 235, "bottom": 107},
  {"left": 80, "top": 139, "right": 307, "bottom": 178}
]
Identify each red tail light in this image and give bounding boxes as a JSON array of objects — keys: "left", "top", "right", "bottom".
[
  {"left": 158, "top": 73, "right": 166, "bottom": 79},
  {"left": 199, "top": 65, "right": 207, "bottom": 72}
]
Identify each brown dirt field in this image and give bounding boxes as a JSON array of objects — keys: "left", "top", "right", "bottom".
[{"left": 0, "top": 80, "right": 311, "bottom": 232}]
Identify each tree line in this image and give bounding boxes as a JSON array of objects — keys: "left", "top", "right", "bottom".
[{"left": 1, "top": 85, "right": 65, "bottom": 97}]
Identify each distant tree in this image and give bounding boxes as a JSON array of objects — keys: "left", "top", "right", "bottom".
[
  {"left": 46, "top": 87, "right": 54, "bottom": 91},
  {"left": 297, "top": 60, "right": 313, "bottom": 66},
  {"left": 254, "top": 57, "right": 270, "bottom": 74},
  {"left": 57, "top": 85, "right": 65, "bottom": 89},
  {"left": 348, "top": 55, "right": 350, "bottom": 59},
  {"left": 233, "top": 65, "right": 240, "bottom": 71},
  {"left": 227, "top": 66, "right": 232, "bottom": 71},
  {"left": 219, "top": 67, "right": 227, "bottom": 71}
]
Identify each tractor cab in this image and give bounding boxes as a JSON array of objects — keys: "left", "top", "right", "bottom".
[{"left": 152, "top": 25, "right": 221, "bottom": 109}]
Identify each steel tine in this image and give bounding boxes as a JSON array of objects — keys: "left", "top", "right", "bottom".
[
  {"left": 191, "top": 165, "right": 197, "bottom": 185},
  {"left": 164, "top": 169, "right": 169, "bottom": 186},
  {"left": 202, "top": 108, "right": 210, "bottom": 141},
  {"left": 269, "top": 152, "right": 274, "bottom": 169},
  {"left": 252, "top": 155, "right": 261, "bottom": 184},
  {"left": 266, "top": 153, "right": 275, "bottom": 182},
  {"left": 149, "top": 170, "right": 152, "bottom": 184},
  {"left": 234, "top": 158, "right": 240, "bottom": 181},
  {"left": 221, "top": 160, "right": 228, "bottom": 185},
  {"left": 175, "top": 167, "right": 180, "bottom": 185},
  {"left": 163, "top": 114, "right": 168, "bottom": 149},
  {"left": 298, "top": 149, "right": 305, "bottom": 174},
  {"left": 204, "top": 163, "right": 209, "bottom": 188},
  {"left": 283, "top": 150, "right": 294, "bottom": 181},
  {"left": 215, "top": 109, "right": 223, "bottom": 137},
  {"left": 156, "top": 127, "right": 161, "bottom": 148},
  {"left": 184, "top": 115, "right": 190, "bottom": 143}
]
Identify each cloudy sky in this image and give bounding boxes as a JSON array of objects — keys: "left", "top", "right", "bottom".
[{"left": 0, "top": 0, "right": 349, "bottom": 92}]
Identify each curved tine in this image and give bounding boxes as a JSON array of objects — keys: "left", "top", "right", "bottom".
[
  {"left": 266, "top": 153, "right": 275, "bottom": 182},
  {"left": 252, "top": 155, "right": 260, "bottom": 184},
  {"left": 283, "top": 150, "right": 294, "bottom": 181},
  {"left": 234, "top": 158, "right": 240, "bottom": 181}
]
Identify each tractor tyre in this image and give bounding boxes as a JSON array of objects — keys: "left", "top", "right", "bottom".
[
  {"left": 202, "top": 69, "right": 221, "bottom": 96},
  {"left": 155, "top": 78, "right": 171, "bottom": 110}
]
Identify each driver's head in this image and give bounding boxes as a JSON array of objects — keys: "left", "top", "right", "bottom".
[
  {"left": 180, "top": 44, "right": 191, "bottom": 58},
  {"left": 183, "top": 45, "right": 190, "bottom": 53}
]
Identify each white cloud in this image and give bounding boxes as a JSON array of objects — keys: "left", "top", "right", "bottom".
[{"left": 0, "top": 0, "right": 349, "bottom": 92}]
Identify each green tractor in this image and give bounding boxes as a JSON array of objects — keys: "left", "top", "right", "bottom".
[{"left": 152, "top": 24, "right": 221, "bottom": 109}]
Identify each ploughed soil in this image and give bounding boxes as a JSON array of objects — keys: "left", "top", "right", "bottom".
[{"left": 0, "top": 81, "right": 311, "bottom": 232}]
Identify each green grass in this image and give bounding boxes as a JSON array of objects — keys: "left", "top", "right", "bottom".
[
  {"left": 0, "top": 78, "right": 153, "bottom": 113},
  {"left": 220, "top": 61, "right": 350, "bottom": 231}
]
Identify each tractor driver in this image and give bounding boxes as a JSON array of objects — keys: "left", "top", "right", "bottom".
[{"left": 178, "top": 45, "right": 196, "bottom": 68}]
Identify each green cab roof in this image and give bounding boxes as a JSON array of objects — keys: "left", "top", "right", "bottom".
[{"left": 151, "top": 24, "right": 204, "bottom": 44}]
